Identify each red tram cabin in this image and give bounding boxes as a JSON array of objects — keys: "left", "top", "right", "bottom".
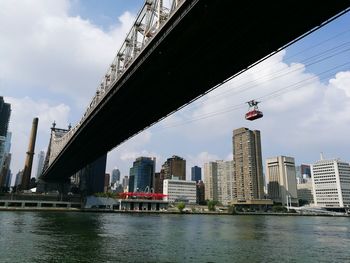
[{"left": 245, "top": 100, "right": 263, "bottom": 121}]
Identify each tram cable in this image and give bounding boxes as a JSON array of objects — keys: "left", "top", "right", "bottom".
[{"left": 152, "top": 60, "right": 350, "bottom": 132}]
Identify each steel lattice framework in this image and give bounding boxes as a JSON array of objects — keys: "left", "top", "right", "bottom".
[{"left": 44, "top": 0, "right": 186, "bottom": 170}]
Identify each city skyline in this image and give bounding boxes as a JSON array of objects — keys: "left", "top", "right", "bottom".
[
  {"left": 0, "top": 1, "right": 349, "bottom": 181},
  {"left": 1, "top": 2, "right": 350, "bottom": 262}
]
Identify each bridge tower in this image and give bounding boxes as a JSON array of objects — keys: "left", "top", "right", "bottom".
[
  {"left": 37, "top": 122, "right": 72, "bottom": 193},
  {"left": 39, "top": 122, "right": 107, "bottom": 195}
]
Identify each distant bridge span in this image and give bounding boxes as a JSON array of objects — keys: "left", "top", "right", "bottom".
[{"left": 42, "top": 0, "right": 350, "bottom": 180}]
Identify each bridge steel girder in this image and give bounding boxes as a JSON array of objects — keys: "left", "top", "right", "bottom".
[{"left": 42, "top": 0, "right": 350, "bottom": 180}]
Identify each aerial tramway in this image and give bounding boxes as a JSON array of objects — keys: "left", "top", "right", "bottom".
[{"left": 245, "top": 100, "right": 263, "bottom": 121}]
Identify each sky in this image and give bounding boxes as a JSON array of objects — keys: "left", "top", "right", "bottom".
[{"left": 1, "top": 0, "right": 350, "bottom": 183}]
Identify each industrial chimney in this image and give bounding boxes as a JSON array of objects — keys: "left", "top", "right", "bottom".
[{"left": 21, "top": 117, "right": 39, "bottom": 190}]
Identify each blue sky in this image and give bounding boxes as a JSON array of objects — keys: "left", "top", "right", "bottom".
[
  {"left": 0, "top": 1, "right": 349, "bottom": 182},
  {"left": 69, "top": 0, "right": 143, "bottom": 30}
]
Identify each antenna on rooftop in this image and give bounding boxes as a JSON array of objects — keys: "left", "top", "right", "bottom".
[{"left": 320, "top": 152, "right": 324, "bottom": 160}]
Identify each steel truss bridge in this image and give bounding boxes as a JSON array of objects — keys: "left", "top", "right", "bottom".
[{"left": 41, "top": 0, "right": 350, "bottom": 180}]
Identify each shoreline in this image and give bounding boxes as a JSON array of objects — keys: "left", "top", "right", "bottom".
[{"left": 0, "top": 207, "right": 349, "bottom": 217}]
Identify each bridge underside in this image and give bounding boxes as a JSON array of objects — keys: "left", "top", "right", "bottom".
[{"left": 42, "top": 0, "right": 350, "bottom": 180}]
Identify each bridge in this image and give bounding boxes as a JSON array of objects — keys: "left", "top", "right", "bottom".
[{"left": 41, "top": 0, "right": 350, "bottom": 181}]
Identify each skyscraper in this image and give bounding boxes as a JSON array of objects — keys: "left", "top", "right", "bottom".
[
  {"left": 196, "top": 180, "right": 205, "bottom": 204},
  {"left": 0, "top": 97, "right": 11, "bottom": 138},
  {"left": 0, "top": 132, "right": 12, "bottom": 191},
  {"left": 129, "top": 157, "right": 155, "bottom": 192},
  {"left": 311, "top": 158, "right": 350, "bottom": 208},
  {"left": 4, "top": 132, "right": 11, "bottom": 154},
  {"left": 128, "top": 175, "right": 135, "bottom": 193},
  {"left": 163, "top": 179, "right": 196, "bottom": 203},
  {"left": 122, "top": 176, "right": 129, "bottom": 191},
  {"left": 0, "top": 153, "right": 11, "bottom": 191},
  {"left": 104, "top": 173, "right": 110, "bottom": 192},
  {"left": 36, "top": 151, "right": 45, "bottom": 179},
  {"left": 204, "top": 162, "right": 218, "bottom": 201},
  {"left": 301, "top": 164, "right": 311, "bottom": 178},
  {"left": 161, "top": 155, "right": 186, "bottom": 181},
  {"left": 154, "top": 172, "right": 162, "bottom": 193},
  {"left": 219, "top": 160, "right": 234, "bottom": 205},
  {"left": 296, "top": 164, "right": 311, "bottom": 183},
  {"left": 232, "top": 127, "right": 264, "bottom": 201},
  {"left": 15, "top": 170, "right": 23, "bottom": 187},
  {"left": 266, "top": 156, "right": 298, "bottom": 205},
  {"left": 111, "top": 168, "right": 121, "bottom": 184},
  {"left": 158, "top": 155, "right": 186, "bottom": 193},
  {"left": 191, "top": 166, "right": 202, "bottom": 182},
  {"left": 0, "top": 97, "right": 11, "bottom": 178},
  {"left": 204, "top": 160, "right": 234, "bottom": 205}
]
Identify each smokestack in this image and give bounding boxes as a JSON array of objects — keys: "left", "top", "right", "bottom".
[{"left": 21, "top": 117, "right": 39, "bottom": 190}]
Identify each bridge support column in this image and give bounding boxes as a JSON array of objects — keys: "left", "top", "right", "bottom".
[
  {"left": 36, "top": 177, "right": 71, "bottom": 196},
  {"left": 78, "top": 154, "right": 107, "bottom": 197}
]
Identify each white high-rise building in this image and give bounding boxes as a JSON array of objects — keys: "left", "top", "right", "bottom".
[
  {"left": 218, "top": 160, "right": 234, "bottom": 205},
  {"left": 204, "top": 160, "right": 234, "bottom": 205},
  {"left": 163, "top": 179, "right": 196, "bottom": 204},
  {"left": 266, "top": 156, "right": 298, "bottom": 205},
  {"left": 122, "top": 176, "right": 129, "bottom": 191},
  {"left": 311, "top": 159, "right": 350, "bottom": 208},
  {"left": 204, "top": 162, "right": 218, "bottom": 201}
]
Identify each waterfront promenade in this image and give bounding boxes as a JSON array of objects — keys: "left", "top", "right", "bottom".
[
  {"left": 1, "top": 202, "right": 348, "bottom": 217},
  {"left": 1, "top": 194, "right": 348, "bottom": 217}
]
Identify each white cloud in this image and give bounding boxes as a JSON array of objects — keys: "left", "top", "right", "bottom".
[
  {"left": 182, "top": 151, "right": 221, "bottom": 180},
  {"left": 154, "top": 50, "right": 350, "bottom": 165},
  {"left": 186, "top": 151, "right": 220, "bottom": 168},
  {"left": 110, "top": 11, "right": 135, "bottom": 37},
  {"left": 1, "top": 0, "right": 349, "bottom": 183},
  {"left": 225, "top": 153, "right": 233, "bottom": 160},
  {"left": 0, "top": 0, "right": 135, "bottom": 110},
  {"left": 106, "top": 53, "right": 350, "bottom": 176},
  {"left": 329, "top": 71, "right": 350, "bottom": 97},
  {"left": 106, "top": 130, "right": 160, "bottom": 175},
  {"left": 5, "top": 96, "right": 70, "bottom": 177},
  {"left": 0, "top": 0, "right": 138, "bottom": 180},
  {"left": 120, "top": 150, "right": 159, "bottom": 162}
]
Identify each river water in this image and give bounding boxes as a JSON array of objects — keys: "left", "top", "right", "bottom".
[{"left": 0, "top": 212, "right": 349, "bottom": 262}]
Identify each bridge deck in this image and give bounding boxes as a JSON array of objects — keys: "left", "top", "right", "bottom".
[{"left": 43, "top": 0, "right": 350, "bottom": 180}]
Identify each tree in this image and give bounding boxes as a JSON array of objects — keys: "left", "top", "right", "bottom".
[
  {"left": 298, "top": 199, "right": 309, "bottom": 206},
  {"left": 177, "top": 202, "right": 186, "bottom": 213},
  {"left": 207, "top": 200, "right": 218, "bottom": 211},
  {"left": 94, "top": 192, "right": 116, "bottom": 198},
  {"left": 272, "top": 205, "right": 288, "bottom": 213}
]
